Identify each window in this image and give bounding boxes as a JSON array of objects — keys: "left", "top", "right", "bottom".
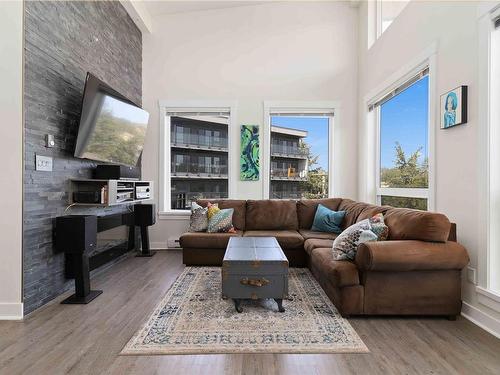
[
  {"left": 266, "top": 110, "right": 333, "bottom": 200},
  {"left": 376, "top": 0, "right": 410, "bottom": 38},
  {"left": 371, "top": 68, "right": 430, "bottom": 210},
  {"left": 162, "top": 108, "right": 232, "bottom": 211},
  {"left": 488, "top": 13, "right": 500, "bottom": 293}
]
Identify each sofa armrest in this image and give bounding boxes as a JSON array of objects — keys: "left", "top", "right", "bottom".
[{"left": 355, "top": 240, "right": 469, "bottom": 272}]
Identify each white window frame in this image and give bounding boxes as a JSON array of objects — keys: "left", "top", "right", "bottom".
[
  {"left": 365, "top": 44, "right": 437, "bottom": 211},
  {"left": 263, "top": 101, "right": 338, "bottom": 199},
  {"left": 158, "top": 100, "right": 238, "bottom": 217},
  {"left": 477, "top": 4, "right": 500, "bottom": 312}
]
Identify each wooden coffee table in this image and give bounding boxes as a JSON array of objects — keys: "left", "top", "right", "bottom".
[{"left": 222, "top": 237, "right": 289, "bottom": 313}]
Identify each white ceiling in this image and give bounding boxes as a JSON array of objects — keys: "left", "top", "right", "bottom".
[{"left": 142, "top": 1, "right": 272, "bottom": 16}]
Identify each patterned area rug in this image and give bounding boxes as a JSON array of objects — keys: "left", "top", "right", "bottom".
[{"left": 121, "top": 267, "right": 369, "bottom": 355}]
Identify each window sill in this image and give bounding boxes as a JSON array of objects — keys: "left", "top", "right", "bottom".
[
  {"left": 158, "top": 211, "right": 190, "bottom": 220},
  {"left": 476, "top": 286, "right": 500, "bottom": 313}
]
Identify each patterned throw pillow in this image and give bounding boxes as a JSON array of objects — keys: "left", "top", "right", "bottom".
[
  {"left": 207, "top": 208, "right": 235, "bottom": 233},
  {"left": 207, "top": 202, "right": 220, "bottom": 220},
  {"left": 369, "top": 213, "right": 389, "bottom": 240},
  {"left": 189, "top": 202, "right": 208, "bottom": 232},
  {"left": 332, "top": 213, "right": 389, "bottom": 261}
]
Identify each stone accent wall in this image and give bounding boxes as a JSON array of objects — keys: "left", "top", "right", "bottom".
[{"left": 24, "top": 1, "right": 142, "bottom": 314}]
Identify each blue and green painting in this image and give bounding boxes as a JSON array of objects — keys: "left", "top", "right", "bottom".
[{"left": 240, "top": 125, "right": 260, "bottom": 181}]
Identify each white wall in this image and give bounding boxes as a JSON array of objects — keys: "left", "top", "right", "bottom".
[
  {"left": 0, "top": 0, "right": 24, "bottom": 319},
  {"left": 358, "top": 0, "right": 500, "bottom": 335},
  {"left": 142, "top": 2, "right": 359, "bottom": 247}
]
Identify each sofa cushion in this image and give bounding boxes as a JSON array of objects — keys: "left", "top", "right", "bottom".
[
  {"left": 310, "top": 247, "right": 359, "bottom": 287},
  {"left": 384, "top": 208, "right": 451, "bottom": 243},
  {"left": 180, "top": 230, "right": 243, "bottom": 249},
  {"left": 357, "top": 204, "right": 391, "bottom": 222},
  {"left": 243, "top": 230, "right": 303, "bottom": 249},
  {"left": 304, "top": 238, "right": 334, "bottom": 255},
  {"left": 297, "top": 198, "right": 342, "bottom": 229},
  {"left": 197, "top": 199, "right": 246, "bottom": 230},
  {"left": 299, "top": 229, "right": 338, "bottom": 241},
  {"left": 337, "top": 199, "right": 373, "bottom": 228},
  {"left": 245, "top": 200, "right": 298, "bottom": 230}
]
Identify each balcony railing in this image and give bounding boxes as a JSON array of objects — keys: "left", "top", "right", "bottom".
[
  {"left": 171, "top": 134, "right": 228, "bottom": 149},
  {"left": 171, "top": 192, "right": 228, "bottom": 210},
  {"left": 270, "top": 169, "right": 307, "bottom": 180},
  {"left": 271, "top": 145, "right": 308, "bottom": 158},
  {"left": 172, "top": 163, "right": 228, "bottom": 177},
  {"left": 270, "top": 191, "right": 303, "bottom": 199}
]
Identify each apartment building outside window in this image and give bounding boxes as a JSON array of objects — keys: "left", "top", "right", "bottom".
[
  {"left": 161, "top": 109, "right": 231, "bottom": 211},
  {"left": 267, "top": 111, "right": 332, "bottom": 200}
]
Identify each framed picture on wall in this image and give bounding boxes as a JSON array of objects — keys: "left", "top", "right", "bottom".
[
  {"left": 240, "top": 125, "right": 260, "bottom": 181},
  {"left": 440, "top": 85, "right": 468, "bottom": 129}
]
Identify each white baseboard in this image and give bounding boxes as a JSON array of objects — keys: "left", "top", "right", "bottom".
[
  {"left": 150, "top": 242, "right": 180, "bottom": 250},
  {"left": 461, "top": 301, "right": 500, "bottom": 339},
  {"left": 0, "top": 302, "right": 23, "bottom": 320}
]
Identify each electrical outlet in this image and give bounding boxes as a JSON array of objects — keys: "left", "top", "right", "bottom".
[
  {"left": 467, "top": 266, "right": 477, "bottom": 285},
  {"left": 35, "top": 154, "right": 53, "bottom": 172},
  {"left": 167, "top": 237, "right": 181, "bottom": 249}
]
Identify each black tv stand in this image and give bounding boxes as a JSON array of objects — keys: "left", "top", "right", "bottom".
[{"left": 56, "top": 205, "right": 155, "bottom": 304}]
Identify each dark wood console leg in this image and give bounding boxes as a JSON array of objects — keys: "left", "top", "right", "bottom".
[
  {"left": 234, "top": 299, "right": 243, "bottom": 313},
  {"left": 275, "top": 298, "right": 285, "bottom": 312},
  {"left": 61, "top": 254, "right": 102, "bottom": 304},
  {"left": 447, "top": 315, "right": 457, "bottom": 321}
]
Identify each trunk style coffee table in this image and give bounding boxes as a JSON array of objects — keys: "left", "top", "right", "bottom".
[{"left": 222, "top": 237, "right": 289, "bottom": 313}]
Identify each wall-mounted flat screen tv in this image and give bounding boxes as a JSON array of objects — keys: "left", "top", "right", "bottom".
[{"left": 74, "top": 73, "right": 149, "bottom": 167}]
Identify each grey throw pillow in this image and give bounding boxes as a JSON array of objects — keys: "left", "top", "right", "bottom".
[
  {"left": 332, "top": 219, "right": 378, "bottom": 261},
  {"left": 189, "top": 202, "right": 208, "bottom": 232}
]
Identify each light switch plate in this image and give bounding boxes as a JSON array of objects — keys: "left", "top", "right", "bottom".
[
  {"left": 467, "top": 266, "right": 477, "bottom": 285},
  {"left": 35, "top": 154, "right": 53, "bottom": 172}
]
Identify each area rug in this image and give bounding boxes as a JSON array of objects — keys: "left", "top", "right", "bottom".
[{"left": 121, "top": 267, "right": 369, "bottom": 355}]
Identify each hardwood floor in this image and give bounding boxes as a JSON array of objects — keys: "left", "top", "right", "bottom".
[{"left": 1, "top": 251, "right": 499, "bottom": 375}]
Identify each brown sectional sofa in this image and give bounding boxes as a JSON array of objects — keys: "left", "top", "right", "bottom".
[{"left": 180, "top": 198, "right": 469, "bottom": 317}]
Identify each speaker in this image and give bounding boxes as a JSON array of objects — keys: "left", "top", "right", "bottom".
[
  {"left": 56, "top": 215, "right": 97, "bottom": 254},
  {"left": 134, "top": 204, "right": 156, "bottom": 226},
  {"left": 94, "top": 164, "right": 140, "bottom": 180}
]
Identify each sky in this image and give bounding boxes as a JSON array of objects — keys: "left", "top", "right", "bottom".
[
  {"left": 271, "top": 116, "right": 329, "bottom": 171},
  {"left": 101, "top": 95, "right": 149, "bottom": 126},
  {"left": 380, "top": 75, "right": 429, "bottom": 168}
]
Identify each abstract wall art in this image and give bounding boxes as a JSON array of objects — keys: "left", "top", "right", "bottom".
[{"left": 240, "top": 125, "right": 260, "bottom": 181}]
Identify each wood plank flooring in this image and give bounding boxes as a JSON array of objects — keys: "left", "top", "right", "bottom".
[{"left": 0, "top": 251, "right": 499, "bottom": 375}]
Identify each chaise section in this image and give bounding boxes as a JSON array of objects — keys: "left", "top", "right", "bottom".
[{"left": 309, "top": 247, "right": 363, "bottom": 316}]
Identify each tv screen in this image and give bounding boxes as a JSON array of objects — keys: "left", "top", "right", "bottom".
[{"left": 74, "top": 73, "right": 149, "bottom": 167}]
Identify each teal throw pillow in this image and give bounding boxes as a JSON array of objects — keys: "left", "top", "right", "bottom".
[{"left": 311, "top": 204, "right": 345, "bottom": 234}]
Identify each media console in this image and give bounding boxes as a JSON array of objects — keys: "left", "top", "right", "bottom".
[
  {"left": 55, "top": 203, "right": 156, "bottom": 304},
  {"left": 69, "top": 179, "right": 153, "bottom": 206}
]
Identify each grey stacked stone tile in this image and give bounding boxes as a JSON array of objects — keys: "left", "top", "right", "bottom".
[{"left": 24, "top": 1, "right": 142, "bottom": 314}]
